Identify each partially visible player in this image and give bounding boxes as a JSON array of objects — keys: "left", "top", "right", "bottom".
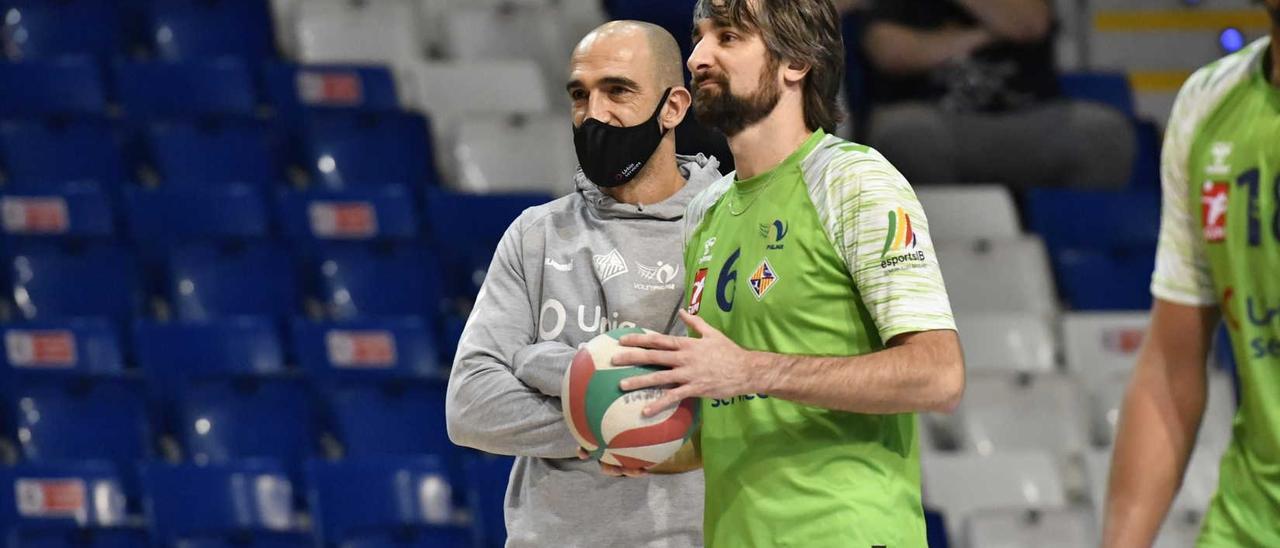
[
  {"left": 1104, "top": 4, "right": 1280, "bottom": 546},
  {"left": 612, "top": 0, "right": 965, "bottom": 546}
]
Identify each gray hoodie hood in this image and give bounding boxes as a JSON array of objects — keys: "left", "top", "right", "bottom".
[{"left": 573, "top": 154, "right": 722, "bottom": 221}]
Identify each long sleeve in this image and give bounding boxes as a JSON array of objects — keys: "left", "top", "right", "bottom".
[
  {"left": 445, "top": 216, "right": 581, "bottom": 459},
  {"left": 513, "top": 341, "right": 579, "bottom": 397}
]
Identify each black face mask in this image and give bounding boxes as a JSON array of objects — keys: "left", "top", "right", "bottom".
[{"left": 573, "top": 88, "right": 672, "bottom": 188}]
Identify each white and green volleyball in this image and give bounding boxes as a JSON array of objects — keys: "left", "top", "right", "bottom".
[{"left": 561, "top": 327, "right": 699, "bottom": 469}]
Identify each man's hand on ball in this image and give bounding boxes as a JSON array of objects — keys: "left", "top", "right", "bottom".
[
  {"left": 612, "top": 310, "right": 761, "bottom": 417},
  {"left": 577, "top": 447, "right": 648, "bottom": 478}
]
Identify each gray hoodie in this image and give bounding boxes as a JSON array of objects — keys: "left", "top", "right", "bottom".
[{"left": 446, "top": 154, "right": 722, "bottom": 548}]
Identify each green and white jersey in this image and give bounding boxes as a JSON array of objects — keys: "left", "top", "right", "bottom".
[
  {"left": 1151, "top": 37, "right": 1280, "bottom": 546},
  {"left": 681, "top": 129, "right": 956, "bottom": 547}
]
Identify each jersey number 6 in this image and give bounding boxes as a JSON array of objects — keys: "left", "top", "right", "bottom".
[{"left": 717, "top": 248, "right": 740, "bottom": 312}]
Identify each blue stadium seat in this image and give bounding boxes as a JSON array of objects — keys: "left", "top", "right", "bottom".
[
  {"left": 123, "top": 184, "right": 269, "bottom": 242},
  {"left": 0, "top": 462, "right": 148, "bottom": 547},
  {"left": 308, "top": 244, "right": 443, "bottom": 321},
  {"left": 0, "top": 319, "right": 146, "bottom": 484},
  {"left": 143, "top": 461, "right": 310, "bottom": 547},
  {"left": 312, "top": 380, "right": 451, "bottom": 465},
  {"left": 276, "top": 185, "right": 420, "bottom": 242},
  {"left": 0, "top": 319, "right": 125, "bottom": 380},
  {"left": 263, "top": 63, "right": 399, "bottom": 125},
  {"left": 6, "top": 380, "right": 151, "bottom": 499},
  {"left": 924, "top": 507, "right": 949, "bottom": 548},
  {"left": 143, "top": 0, "right": 274, "bottom": 61},
  {"left": 145, "top": 120, "right": 282, "bottom": 185},
  {"left": 291, "top": 317, "right": 440, "bottom": 380},
  {"left": 293, "top": 317, "right": 447, "bottom": 457},
  {"left": 1058, "top": 72, "right": 1136, "bottom": 119},
  {"left": 307, "top": 457, "right": 469, "bottom": 548},
  {"left": 422, "top": 187, "right": 549, "bottom": 300},
  {"left": 115, "top": 60, "right": 257, "bottom": 119},
  {"left": 1052, "top": 247, "right": 1156, "bottom": 311},
  {"left": 1058, "top": 73, "right": 1158, "bottom": 188},
  {"left": 464, "top": 453, "right": 513, "bottom": 548},
  {"left": 0, "top": 0, "right": 123, "bottom": 61},
  {"left": 1025, "top": 189, "right": 1161, "bottom": 251},
  {"left": 166, "top": 242, "right": 300, "bottom": 321},
  {"left": 7, "top": 243, "right": 141, "bottom": 325},
  {"left": 299, "top": 112, "right": 438, "bottom": 189},
  {"left": 0, "top": 119, "right": 127, "bottom": 188},
  {"left": 133, "top": 319, "right": 316, "bottom": 473},
  {"left": 0, "top": 60, "right": 107, "bottom": 117},
  {"left": 1130, "top": 119, "right": 1161, "bottom": 191},
  {"left": 0, "top": 182, "right": 115, "bottom": 239}
]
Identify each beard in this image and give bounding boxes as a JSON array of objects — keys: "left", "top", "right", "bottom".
[{"left": 692, "top": 58, "right": 782, "bottom": 137}]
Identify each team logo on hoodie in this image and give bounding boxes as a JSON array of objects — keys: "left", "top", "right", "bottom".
[
  {"left": 635, "top": 261, "right": 679, "bottom": 291},
  {"left": 593, "top": 249, "right": 629, "bottom": 283}
]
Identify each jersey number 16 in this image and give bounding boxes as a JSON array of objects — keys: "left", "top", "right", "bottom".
[{"left": 1235, "top": 168, "right": 1280, "bottom": 247}]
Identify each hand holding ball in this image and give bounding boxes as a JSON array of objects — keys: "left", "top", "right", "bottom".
[{"left": 561, "top": 327, "right": 699, "bottom": 469}]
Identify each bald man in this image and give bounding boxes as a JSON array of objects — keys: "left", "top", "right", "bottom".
[{"left": 446, "top": 21, "right": 720, "bottom": 547}]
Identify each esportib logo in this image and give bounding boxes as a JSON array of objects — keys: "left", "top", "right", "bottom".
[
  {"left": 880, "top": 207, "right": 926, "bottom": 270},
  {"left": 1202, "top": 181, "right": 1229, "bottom": 243},
  {"left": 881, "top": 207, "right": 917, "bottom": 257}
]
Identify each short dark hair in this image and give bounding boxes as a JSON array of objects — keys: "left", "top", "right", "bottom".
[{"left": 693, "top": 0, "right": 845, "bottom": 133}]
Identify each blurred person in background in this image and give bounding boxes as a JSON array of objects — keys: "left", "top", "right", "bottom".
[
  {"left": 861, "top": 0, "right": 1134, "bottom": 188},
  {"left": 445, "top": 20, "right": 721, "bottom": 548},
  {"left": 1104, "top": 2, "right": 1280, "bottom": 546}
]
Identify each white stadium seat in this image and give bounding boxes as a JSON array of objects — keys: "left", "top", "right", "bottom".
[
  {"left": 936, "top": 236, "right": 1059, "bottom": 316},
  {"left": 915, "top": 185, "right": 1020, "bottom": 243},
  {"left": 1087, "top": 360, "right": 1235, "bottom": 450},
  {"left": 1087, "top": 371, "right": 1131, "bottom": 447},
  {"left": 294, "top": 0, "right": 421, "bottom": 66},
  {"left": 450, "top": 113, "right": 576, "bottom": 195},
  {"left": 964, "top": 507, "right": 1097, "bottom": 548},
  {"left": 404, "top": 60, "right": 551, "bottom": 124},
  {"left": 1062, "top": 311, "right": 1149, "bottom": 386},
  {"left": 270, "top": 0, "right": 300, "bottom": 58},
  {"left": 441, "top": 4, "right": 573, "bottom": 102},
  {"left": 958, "top": 372, "right": 1091, "bottom": 455},
  {"left": 1155, "top": 514, "right": 1203, "bottom": 548},
  {"left": 922, "top": 451, "right": 1068, "bottom": 537},
  {"left": 1082, "top": 448, "right": 1113, "bottom": 524},
  {"left": 954, "top": 312, "right": 1058, "bottom": 373},
  {"left": 1198, "top": 370, "right": 1237, "bottom": 453},
  {"left": 413, "top": 0, "right": 601, "bottom": 61},
  {"left": 292, "top": 0, "right": 422, "bottom": 106},
  {"left": 1084, "top": 443, "right": 1224, "bottom": 547}
]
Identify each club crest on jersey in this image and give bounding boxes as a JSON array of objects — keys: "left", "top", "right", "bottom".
[
  {"left": 1202, "top": 181, "right": 1229, "bottom": 243},
  {"left": 758, "top": 219, "right": 788, "bottom": 250},
  {"left": 688, "top": 268, "right": 709, "bottom": 313},
  {"left": 748, "top": 259, "right": 778, "bottom": 300}
]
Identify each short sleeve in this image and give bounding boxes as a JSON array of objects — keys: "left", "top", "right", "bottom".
[
  {"left": 1149, "top": 67, "right": 1222, "bottom": 306},
  {"left": 814, "top": 146, "right": 957, "bottom": 343}
]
